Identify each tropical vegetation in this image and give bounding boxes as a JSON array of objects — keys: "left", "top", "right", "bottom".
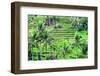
[{"left": 28, "top": 15, "right": 88, "bottom": 61}]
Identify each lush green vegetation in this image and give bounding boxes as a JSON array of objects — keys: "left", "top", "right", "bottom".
[{"left": 28, "top": 15, "right": 88, "bottom": 61}]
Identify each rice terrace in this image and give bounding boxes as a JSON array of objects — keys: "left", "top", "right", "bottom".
[{"left": 28, "top": 15, "right": 88, "bottom": 61}]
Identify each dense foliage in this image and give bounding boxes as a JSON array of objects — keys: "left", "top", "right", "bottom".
[{"left": 28, "top": 15, "right": 88, "bottom": 61}]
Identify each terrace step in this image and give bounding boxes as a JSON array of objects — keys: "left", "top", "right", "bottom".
[{"left": 49, "top": 27, "right": 75, "bottom": 39}]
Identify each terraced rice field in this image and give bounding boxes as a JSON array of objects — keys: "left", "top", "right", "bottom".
[{"left": 49, "top": 24, "right": 75, "bottom": 40}]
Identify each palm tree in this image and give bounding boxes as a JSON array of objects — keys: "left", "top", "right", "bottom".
[{"left": 35, "top": 23, "right": 54, "bottom": 60}]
